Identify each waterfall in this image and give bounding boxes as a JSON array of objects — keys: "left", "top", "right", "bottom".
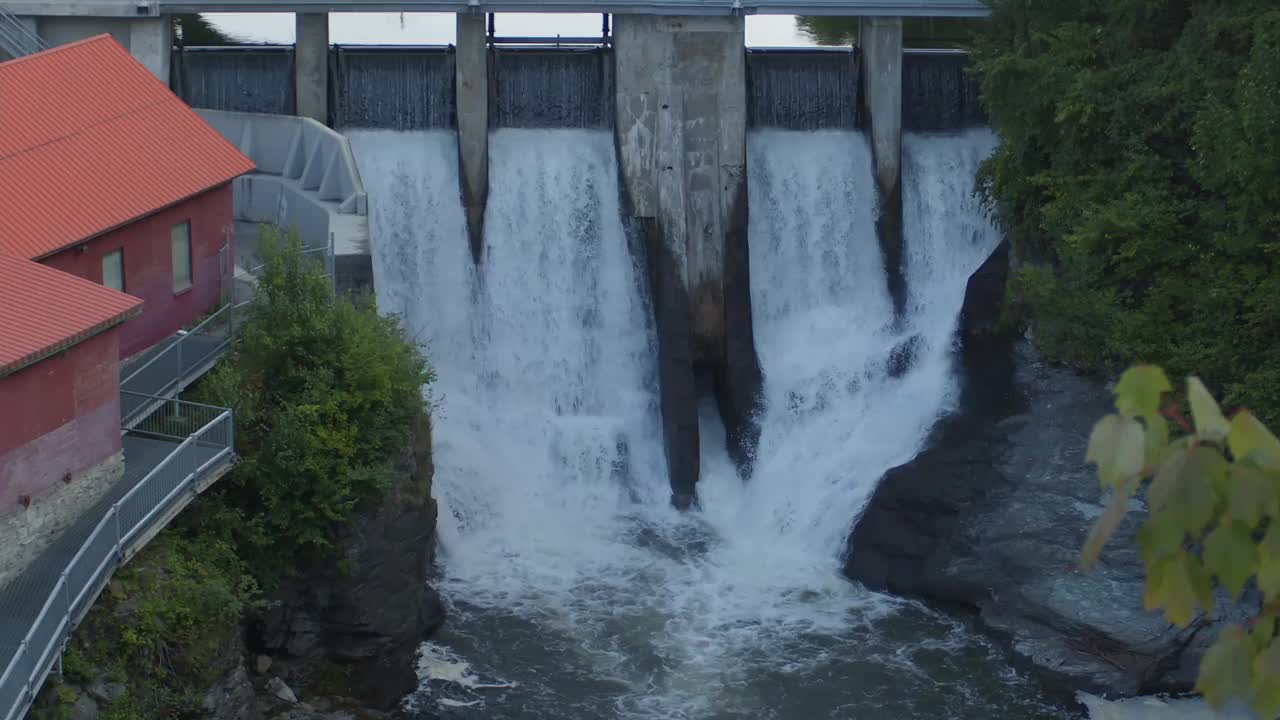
[
  {"left": 902, "top": 51, "right": 986, "bottom": 131},
  {"left": 336, "top": 50, "right": 454, "bottom": 130},
  {"left": 173, "top": 48, "right": 294, "bottom": 114},
  {"left": 354, "top": 125, "right": 1063, "bottom": 719},
  {"left": 491, "top": 50, "right": 613, "bottom": 129},
  {"left": 746, "top": 51, "right": 858, "bottom": 130}
]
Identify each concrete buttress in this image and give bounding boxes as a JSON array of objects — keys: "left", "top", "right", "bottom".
[
  {"left": 294, "top": 13, "right": 329, "bottom": 124},
  {"left": 614, "top": 15, "right": 763, "bottom": 507},
  {"left": 455, "top": 13, "right": 489, "bottom": 263},
  {"left": 860, "top": 17, "right": 906, "bottom": 318}
]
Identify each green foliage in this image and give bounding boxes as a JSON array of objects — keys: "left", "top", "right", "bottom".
[
  {"left": 36, "top": 534, "right": 256, "bottom": 719},
  {"left": 1083, "top": 365, "right": 1280, "bottom": 713},
  {"left": 172, "top": 14, "right": 242, "bottom": 45},
  {"left": 193, "top": 226, "right": 431, "bottom": 578},
  {"left": 971, "top": 1, "right": 1280, "bottom": 424}
]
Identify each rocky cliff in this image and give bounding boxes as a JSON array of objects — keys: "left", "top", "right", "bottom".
[
  {"left": 255, "top": 412, "right": 445, "bottom": 709},
  {"left": 845, "top": 247, "right": 1245, "bottom": 696}
]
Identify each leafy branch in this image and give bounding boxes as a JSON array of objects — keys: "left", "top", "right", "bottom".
[{"left": 1083, "top": 365, "right": 1280, "bottom": 712}]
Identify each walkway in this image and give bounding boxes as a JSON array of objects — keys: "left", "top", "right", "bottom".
[
  {"left": 0, "top": 399, "right": 234, "bottom": 720},
  {"left": 120, "top": 305, "right": 234, "bottom": 426}
]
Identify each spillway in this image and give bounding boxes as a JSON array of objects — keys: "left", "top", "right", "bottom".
[{"left": 352, "top": 125, "right": 1073, "bottom": 719}]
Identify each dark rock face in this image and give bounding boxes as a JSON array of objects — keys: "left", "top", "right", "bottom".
[
  {"left": 845, "top": 339, "right": 1245, "bottom": 696},
  {"left": 959, "top": 240, "right": 1010, "bottom": 338},
  {"left": 256, "top": 413, "right": 445, "bottom": 709}
]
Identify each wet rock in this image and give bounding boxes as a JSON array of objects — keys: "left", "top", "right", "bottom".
[
  {"left": 268, "top": 677, "right": 299, "bottom": 704},
  {"left": 203, "top": 660, "right": 259, "bottom": 720},
  {"left": 845, "top": 342, "right": 1249, "bottom": 696},
  {"left": 87, "top": 681, "right": 126, "bottom": 705},
  {"left": 959, "top": 239, "right": 1009, "bottom": 340},
  {"left": 255, "top": 413, "right": 445, "bottom": 710},
  {"left": 70, "top": 695, "right": 98, "bottom": 720},
  {"left": 256, "top": 655, "right": 273, "bottom": 675}
]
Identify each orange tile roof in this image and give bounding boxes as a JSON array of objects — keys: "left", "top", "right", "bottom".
[
  {"left": 0, "top": 256, "right": 143, "bottom": 378},
  {"left": 0, "top": 35, "right": 255, "bottom": 260}
]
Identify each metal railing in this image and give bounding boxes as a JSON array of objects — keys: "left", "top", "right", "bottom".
[
  {"left": 0, "top": 6, "right": 44, "bottom": 59},
  {"left": 233, "top": 233, "right": 336, "bottom": 309},
  {"left": 120, "top": 305, "right": 235, "bottom": 424},
  {"left": 0, "top": 402, "right": 233, "bottom": 720}
]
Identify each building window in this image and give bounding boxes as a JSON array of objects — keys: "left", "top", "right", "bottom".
[
  {"left": 102, "top": 249, "right": 124, "bottom": 292},
  {"left": 171, "top": 221, "right": 192, "bottom": 292}
]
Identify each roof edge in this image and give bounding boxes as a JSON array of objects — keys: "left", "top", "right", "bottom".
[
  {"left": 30, "top": 178, "right": 243, "bottom": 262},
  {"left": 0, "top": 302, "right": 143, "bottom": 379},
  {"left": 0, "top": 34, "right": 115, "bottom": 69}
]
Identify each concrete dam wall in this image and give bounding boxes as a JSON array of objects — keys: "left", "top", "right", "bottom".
[{"left": 173, "top": 38, "right": 986, "bottom": 505}]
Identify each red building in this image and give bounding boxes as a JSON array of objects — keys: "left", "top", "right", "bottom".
[
  {"left": 0, "top": 35, "right": 253, "bottom": 571},
  {"left": 0, "top": 34, "right": 255, "bottom": 359},
  {"left": 0, "top": 257, "right": 142, "bottom": 508}
]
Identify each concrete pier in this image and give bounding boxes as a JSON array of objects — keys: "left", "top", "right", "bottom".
[
  {"left": 455, "top": 13, "right": 489, "bottom": 263},
  {"left": 294, "top": 13, "right": 329, "bottom": 123},
  {"left": 614, "top": 15, "right": 762, "bottom": 506},
  {"left": 128, "top": 18, "right": 171, "bottom": 82},
  {"left": 860, "top": 17, "right": 906, "bottom": 318}
]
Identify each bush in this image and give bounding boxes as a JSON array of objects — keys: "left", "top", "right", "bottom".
[
  {"left": 971, "top": 1, "right": 1280, "bottom": 424},
  {"left": 194, "top": 226, "right": 432, "bottom": 578}
]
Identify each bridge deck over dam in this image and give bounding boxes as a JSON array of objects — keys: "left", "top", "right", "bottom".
[{"left": 8, "top": 0, "right": 989, "bottom": 16}]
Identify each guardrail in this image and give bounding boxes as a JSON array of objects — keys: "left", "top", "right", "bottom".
[
  {"left": 156, "top": 0, "right": 991, "bottom": 16},
  {"left": 0, "top": 6, "right": 44, "bottom": 59},
  {"left": 233, "top": 232, "right": 335, "bottom": 309},
  {"left": 0, "top": 401, "right": 233, "bottom": 720},
  {"left": 120, "top": 305, "right": 235, "bottom": 425}
]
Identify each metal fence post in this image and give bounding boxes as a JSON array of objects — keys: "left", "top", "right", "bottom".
[{"left": 112, "top": 504, "right": 123, "bottom": 563}]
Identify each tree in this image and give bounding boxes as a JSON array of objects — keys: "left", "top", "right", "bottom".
[
  {"left": 1083, "top": 365, "right": 1280, "bottom": 713},
  {"left": 172, "top": 14, "right": 241, "bottom": 46},
  {"left": 193, "top": 227, "right": 432, "bottom": 579},
  {"left": 796, "top": 17, "right": 984, "bottom": 48},
  {"left": 970, "top": 1, "right": 1280, "bottom": 424}
]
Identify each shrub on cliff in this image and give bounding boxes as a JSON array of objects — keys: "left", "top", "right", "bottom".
[
  {"left": 196, "top": 226, "right": 432, "bottom": 576},
  {"left": 970, "top": 1, "right": 1280, "bottom": 423},
  {"left": 1084, "top": 366, "right": 1280, "bottom": 713}
]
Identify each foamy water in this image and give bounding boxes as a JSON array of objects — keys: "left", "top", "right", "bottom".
[{"left": 352, "top": 126, "right": 1069, "bottom": 719}]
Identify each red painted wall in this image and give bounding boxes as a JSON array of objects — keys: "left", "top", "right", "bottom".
[
  {"left": 0, "top": 329, "right": 123, "bottom": 508},
  {"left": 41, "top": 184, "right": 235, "bottom": 359}
]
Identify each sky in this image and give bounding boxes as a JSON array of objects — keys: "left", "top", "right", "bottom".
[{"left": 204, "top": 12, "right": 822, "bottom": 47}]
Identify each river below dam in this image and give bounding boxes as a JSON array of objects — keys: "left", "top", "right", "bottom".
[{"left": 348, "top": 126, "right": 1086, "bottom": 719}]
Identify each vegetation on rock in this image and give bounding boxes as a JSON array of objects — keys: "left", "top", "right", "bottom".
[
  {"left": 1084, "top": 365, "right": 1280, "bottom": 713},
  {"left": 193, "top": 226, "right": 432, "bottom": 581},
  {"left": 970, "top": 1, "right": 1280, "bottom": 423},
  {"left": 35, "top": 226, "right": 431, "bottom": 717}
]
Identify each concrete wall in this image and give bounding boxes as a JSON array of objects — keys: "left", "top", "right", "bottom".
[
  {"left": 614, "top": 15, "right": 762, "bottom": 506},
  {"left": 42, "top": 185, "right": 232, "bottom": 359},
  {"left": 860, "top": 17, "right": 906, "bottom": 317},
  {"left": 34, "top": 15, "right": 170, "bottom": 81},
  {"left": 196, "top": 109, "right": 371, "bottom": 293},
  {"left": 455, "top": 13, "right": 488, "bottom": 262}
]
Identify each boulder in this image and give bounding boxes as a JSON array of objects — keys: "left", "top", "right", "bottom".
[
  {"left": 845, "top": 342, "right": 1249, "bottom": 696},
  {"left": 202, "top": 658, "right": 259, "bottom": 720},
  {"left": 256, "top": 413, "right": 446, "bottom": 709}
]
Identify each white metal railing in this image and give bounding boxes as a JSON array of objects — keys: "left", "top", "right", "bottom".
[
  {"left": 0, "top": 401, "right": 233, "bottom": 720},
  {"left": 0, "top": 6, "right": 44, "bottom": 59},
  {"left": 233, "top": 233, "right": 336, "bottom": 309},
  {"left": 120, "top": 305, "right": 235, "bottom": 424}
]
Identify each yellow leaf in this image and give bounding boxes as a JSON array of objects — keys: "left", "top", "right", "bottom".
[
  {"left": 1188, "top": 377, "right": 1230, "bottom": 441},
  {"left": 1080, "top": 480, "right": 1135, "bottom": 570}
]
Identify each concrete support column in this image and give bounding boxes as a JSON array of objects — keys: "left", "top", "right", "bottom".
[
  {"left": 128, "top": 17, "right": 172, "bottom": 85},
  {"left": 294, "top": 13, "right": 329, "bottom": 124},
  {"left": 456, "top": 13, "right": 489, "bottom": 263},
  {"left": 860, "top": 17, "right": 906, "bottom": 318},
  {"left": 615, "top": 15, "right": 762, "bottom": 508}
]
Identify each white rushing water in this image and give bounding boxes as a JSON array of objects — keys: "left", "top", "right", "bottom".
[{"left": 354, "top": 126, "right": 1045, "bottom": 719}]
